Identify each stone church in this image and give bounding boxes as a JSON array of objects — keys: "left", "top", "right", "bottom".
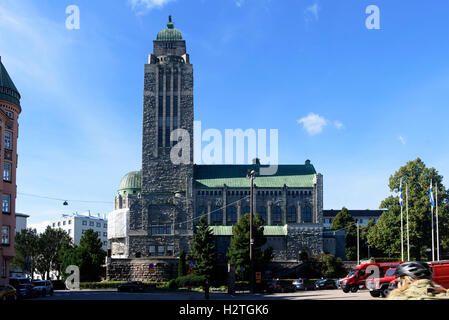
[{"left": 106, "top": 17, "right": 325, "bottom": 281}]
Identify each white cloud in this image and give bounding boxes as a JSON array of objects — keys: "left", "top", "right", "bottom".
[
  {"left": 305, "top": 2, "right": 320, "bottom": 21},
  {"left": 334, "top": 120, "right": 344, "bottom": 129},
  {"left": 398, "top": 136, "right": 406, "bottom": 145},
  {"left": 297, "top": 113, "right": 328, "bottom": 135},
  {"left": 235, "top": 0, "right": 245, "bottom": 7},
  {"left": 128, "top": 0, "right": 175, "bottom": 14}
]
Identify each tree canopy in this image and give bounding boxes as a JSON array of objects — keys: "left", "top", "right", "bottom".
[
  {"left": 190, "top": 215, "right": 215, "bottom": 279},
  {"left": 367, "top": 158, "right": 449, "bottom": 260}
]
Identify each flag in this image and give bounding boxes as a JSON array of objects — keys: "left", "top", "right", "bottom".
[
  {"left": 399, "top": 179, "right": 403, "bottom": 207},
  {"left": 430, "top": 180, "right": 435, "bottom": 207}
]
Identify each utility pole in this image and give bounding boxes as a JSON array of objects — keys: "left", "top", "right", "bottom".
[
  {"left": 357, "top": 221, "right": 360, "bottom": 265},
  {"left": 247, "top": 170, "right": 256, "bottom": 294}
]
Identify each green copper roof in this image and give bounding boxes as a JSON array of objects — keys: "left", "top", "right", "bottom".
[
  {"left": 156, "top": 16, "right": 183, "bottom": 41},
  {"left": 210, "top": 225, "right": 287, "bottom": 236},
  {"left": 0, "top": 58, "right": 21, "bottom": 106},
  {"left": 118, "top": 170, "right": 142, "bottom": 196},
  {"left": 194, "top": 163, "right": 317, "bottom": 189}
]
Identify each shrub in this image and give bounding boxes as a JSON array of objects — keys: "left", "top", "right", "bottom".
[
  {"left": 168, "top": 279, "right": 178, "bottom": 289},
  {"left": 175, "top": 274, "right": 206, "bottom": 288}
]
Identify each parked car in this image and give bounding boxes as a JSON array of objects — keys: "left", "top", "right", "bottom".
[
  {"left": 292, "top": 278, "right": 315, "bottom": 291},
  {"left": 31, "top": 280, "right": 54, "bottom": 297},
  {"left": 0, "top": 285, "right": 17, "bottom": 301},
  {"left": 117, "top": 281, "right": 145, "bottom": 292},
  {"left": 266, "top": 280, "right": 296, "bottom": 293},
  {"left": 16, "top": 283, "right": 38, "bottom": 299},
  {"left": 315, "top": 278, "right": 338, "bottom": 290}
]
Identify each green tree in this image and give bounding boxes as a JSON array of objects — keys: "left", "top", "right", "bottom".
[
  {"left": 13, "top": 228, "right": 40, "bottom": 278},
  {"left": 330, "top": 207, "right": 357, "bottom": 260},
  {"left": 35, "top": 227, "right": 72, "bottom": 280},
  {"left": 76, "top": 229, "right": 107, "bottom": 282},
  {"left": 309, "top": 253, "right": 347, "bottom": 278},
  {"left": 178, "top": 250, "right": 187, "bottom": 277},
  {"left": 227, "top": 213, "right": 272, "bottom": 279},
  {"left": 190, "top": 215, "right": 215, "bottom": 279},
  {"left": 367, "top": 158, "right": 449, "bottom": 260}
]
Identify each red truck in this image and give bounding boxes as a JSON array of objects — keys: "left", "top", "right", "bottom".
[
  {"left": 340, "top": 262, "right": 402, "bottom": 293},
  {"left": 366, "top": 267, "right": 397, "bottom": 297}
]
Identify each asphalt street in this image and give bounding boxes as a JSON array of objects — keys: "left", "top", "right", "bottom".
[{"left": 31, "top": 288, "right": 378, "bottom": 300}]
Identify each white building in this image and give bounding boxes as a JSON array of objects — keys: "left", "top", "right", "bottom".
[{"left": 50, "top": 211, "right": 108, "bottom": 250}]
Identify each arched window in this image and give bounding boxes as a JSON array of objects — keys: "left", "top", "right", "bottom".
[
  {"left": 287, "top": 206, "right": 297, "bottom": 223},
  {"left": 302, "top": 206, "right": 312, "bottom": 223},
  {"left": 257, "top": 207, "right": 267, "bottom": 224},
  {"left": 211, "top": 207, "right": 222, "bottom": 225},
  {"left": 227, "top": 207, "right": 237, "bottom": 225},
  {"left": 272, "top": 207, "right": 282, "bottom": 225}
]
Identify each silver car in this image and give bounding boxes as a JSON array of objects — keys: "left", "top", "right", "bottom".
[{"left": 31, "top": 280, "right": 54, "bottom": 297}]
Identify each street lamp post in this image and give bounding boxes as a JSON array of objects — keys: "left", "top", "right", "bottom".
[{"left": 247, "top": 169, "right": 256, "bottom": 294}]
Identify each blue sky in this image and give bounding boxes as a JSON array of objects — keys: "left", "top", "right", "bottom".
[{"left": 1, "top": 0, "right": 449, "bottom": 231}]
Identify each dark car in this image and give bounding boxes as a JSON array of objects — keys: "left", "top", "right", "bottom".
[
  {"left": 117, "top": 281, "right": 145, "bottom": 292},
  {"left": 292, "top": 278, "right": 315, "bottom": 291},
  {"left": 16, "top": 283, "right": 38, "bottom": 299},
  {"left": 266, "top": 280, "right": 297, "bottom": 293},
  {"left": 31, "top": 280, "right": 54, "bottom": 297},
  {"left": 315, "top": 278, "right": 338, "bottom": 290}
]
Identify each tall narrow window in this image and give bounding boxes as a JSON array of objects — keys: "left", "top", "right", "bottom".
[
  {"left": 272, "top": 207, "right": 282, "bottom": 225},
  {"left": 158, "top": 70, "right": 163, "bottom": 92},
  {"left": 173, "top": 69, "right": 178, "bottom": 91},
  {"left": 1, "top": 226, "right": 10, "bottom": 245},
  {"left": 173, "top": 96, "right": 178, "bottom": 131},
  {"left": 1, "top": 258, "right": 6, "bottom": 277},
  {"left": 3, "top": 162, "right": 11, "bottom": 182},
  {"left": 212, "top": 207, "right": 222, "bottom": 225},
  {"left": 302, "top": 207, "right": 312, "bottom": 223},
  {"left": 4, "top": 131, "right": 12, "bottom": 150},
  {"left": 149, "top": 246, "right": 156, "bottom": 256},
  {"left": 158, "top": 96, "right": 164, "bottom": 147},
  {"left": 287, "top": 207, "right": 297, "bottom": 223},
  {"left": 2, "top": 194, "right": 10, "bottom": 213},
  {"left": 227, "top": 207, "right": 237, "bottom": 225},
  {"left": 166, "top": 71, "right": 171, "bottom": 92},
  {"left": 157, "top": 246, "right": 165, "bottom": 256},
  {"left": 257, "top": 207, "right": 267, "bottom": 224},
  {"left": 165, "top": 95, "right": 171, "bottom": 146}
]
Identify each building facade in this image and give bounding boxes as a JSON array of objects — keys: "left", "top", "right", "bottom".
[
  {"left": 0, "top": 57, "right": 21, "bottom": 285},
  {"left": 323, "top": 209, "right": 384, "bottom": 229},
  {"left": 106, "top": 17, "right": 324, "bottom": 281},
  {"left": 50, "top": 211, "right": 108, "bottom": 250},
  {"left": 15, "top": 212, "right": 29, "bottom": 234}
]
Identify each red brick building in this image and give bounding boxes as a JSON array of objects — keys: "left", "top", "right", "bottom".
[{"left": 0, "top": 57, "right": 21, "bottom": 285}]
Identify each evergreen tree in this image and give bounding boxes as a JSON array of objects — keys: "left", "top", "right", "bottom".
[
  {"left": 77, "top": 229, "right": 107, "bottom": 282},
  {"left": 330, "top": 207, "right": 357, "bottom": 260},
  {"left": 227, "top": 213, "right": 272, "bottom": 279},
  {"left": 190, "top": 215, "right": 215, "bottom": 279},
  {"left": 178, "top": 250, "right": 187, "bottom": 277}
]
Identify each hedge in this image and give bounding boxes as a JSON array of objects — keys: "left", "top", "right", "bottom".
[{"left": 175, "top": 274, "right": 206, "bottom": 288}]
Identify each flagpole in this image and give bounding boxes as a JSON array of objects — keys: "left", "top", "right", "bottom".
[
  {"left": 436, "top": 182, "right": 440, "bottom": 261},
  {"left": 430, "top": 180, "right": 435, "bottom": 262},
  {"left": 399, "top": 179, "right": 404, "bottom": 262},
  {"left": 400, "top": 193, "right": 404, "bottom": 262},
  {"left": 406, "top": 183, "right": 410, "bottom": 261}
]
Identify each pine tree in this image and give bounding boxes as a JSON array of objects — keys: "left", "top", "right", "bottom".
[
  {"left": 227, "top": 213, "right": 272, "bottom": 279},
  {"left": 190, "top": 215, "right": 215, "bottom": 279},
  {"left": 178, "top": 250, "right": 187, "bottom": 277}
]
